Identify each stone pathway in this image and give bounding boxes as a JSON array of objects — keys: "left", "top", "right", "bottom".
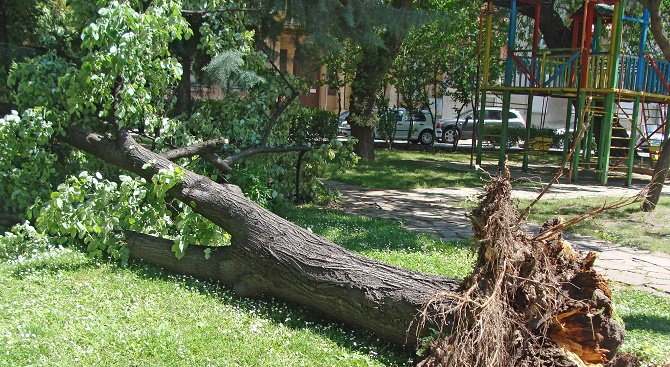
[{"left": 325, "top": 180, "right": 670, "bottom": 296}]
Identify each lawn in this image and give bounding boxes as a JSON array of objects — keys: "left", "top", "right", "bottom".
[
  {"left": 523, "top": 196, "right": 670, "bottom": 254},
  {"left": 2, "top": 206, "right": 669, "bottom": 365},
  {"left": 327, "top": 149, "right": 486, "bottom": 189},
  {"left": 326, "top": 148, "right": 568, "bottom": 190},
  {"left": 328, "top": 148, "right": 669, "bottom": 255}
]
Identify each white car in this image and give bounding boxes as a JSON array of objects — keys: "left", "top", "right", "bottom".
[
  {"left": 438, "top": 107, "right": 526, "bottom": 144},
  {"left": 338, "top": 109, "right": 441, "bottom": 145}
]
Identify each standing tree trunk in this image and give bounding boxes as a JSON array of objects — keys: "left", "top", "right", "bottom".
[
  {"left": 347, "top": 0, "right": 412, "bottom": 161},
  {"left": 348, "top": 44, "right": 396, "bottom": 161},
  {"left": 640, "top": 0, "right": 670, "bottom": 211},
  {"left": 175, "top": 53, "right": 193, "bottom": 115},
  {"left": 643, "top": 137, "right": 670, "bottom": 211}
]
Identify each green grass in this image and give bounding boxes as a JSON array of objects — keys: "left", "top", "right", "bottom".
[
  {"left": 0, "top": 249, "right": 416, "bottom": 367},
  {"left": 326, "top": 148, "right": 567, "bottom": 190},
  {"left": 0, "top": 208, "right": 474, "bottom": 367},
  {"left": 523, "top": 196, "right": 670, "bottom": 254},
  {"left": 614, "top": 286, "right": 670, "bottom": 364},
  {"left": 278, "top": 204, "right": 475, "bottom": 279},
  {"left": 1, "top": 205, "right": 668, "bottom": 365},
  {"left": 327, "top": 150, "right": 486, "bottom": 189}
]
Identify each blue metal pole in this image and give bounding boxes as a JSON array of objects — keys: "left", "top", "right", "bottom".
[
  {"left": 504, "top": 0, "right": 517, "bottom": 87},
  {"left": 636, "top": 8, "right": 650, "bottom": 91}
]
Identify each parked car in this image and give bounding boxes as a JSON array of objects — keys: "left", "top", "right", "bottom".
[
  {"left": 636, "top": 134, "right": 664, "bottom": 153},
  {"left": 338, "top": 108, "right": 441, "bottom": 145},
  {"left": 438, "top": 107, "right": 526, "bottom": 144}
]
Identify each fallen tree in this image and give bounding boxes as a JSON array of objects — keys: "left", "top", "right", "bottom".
[
  {"left": 64, "top": 124, "right": 625, "bottom": 366},
  {"left": 69, "top": 114, "right": 625, "bottom": 367},
  {"left": 2, "top": 1, "right": 631, "bottom": 365}
]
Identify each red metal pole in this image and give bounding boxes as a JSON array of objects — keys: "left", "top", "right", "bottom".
[{"left": 580, "top": 1, "right": 596, "bottom": 88}]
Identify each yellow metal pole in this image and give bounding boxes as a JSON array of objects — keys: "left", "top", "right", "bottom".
[{"left": 482, "top": 1, "right": 493, "bottom": 86}]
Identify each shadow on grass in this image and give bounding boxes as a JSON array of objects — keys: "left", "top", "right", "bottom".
[
  {"left": 331, "top": 158, "right": 485, "bottom": 190},
  {"left": 7, "top": 249, "right": 93, "bottom": 279},
  {"left": 277, "top": 204, "right": 471, "bottom": 254},
  {"left": 126, "top": 260, "right": 416, "bottom": 366},
  {"left": 2, "top": 246, "right": 416, "bottom": 366},
  {"left": 622, "top": 314, "right": 670, "bottom": 335}
]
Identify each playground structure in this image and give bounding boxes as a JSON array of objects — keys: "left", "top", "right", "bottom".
[{"left": 478, "top": 0, "right": 670, "bottom": 185}]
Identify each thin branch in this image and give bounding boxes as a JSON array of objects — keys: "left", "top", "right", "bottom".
[
  {"left": 202, "top": 151, "right": 233, "bottom": 174},
  {"left": 257, "top": 45, "right": 301, "bottom": 146},
  {"left": 227, "top": 145, "right": 310, "bottom": 166},
  {"left": 200, "top": 145, "right": 312, "bottom": 174},
  {"left": 260, "top": 92, "right": 299, "bottom": 146},
  {"left": 162, "top": 137, "right": 230, "bottom": 160}
]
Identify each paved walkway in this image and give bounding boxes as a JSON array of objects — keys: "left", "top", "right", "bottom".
[{"left": 325, "top": 180, "right": 670, "bottom": 296}]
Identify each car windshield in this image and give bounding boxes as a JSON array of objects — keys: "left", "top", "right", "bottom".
[{"left": 338, "top": 111, "right": 350, "bottom": 122}]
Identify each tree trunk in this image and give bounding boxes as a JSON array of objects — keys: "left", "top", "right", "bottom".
[
  {"left": 0, "top": 0, "right": 7, "bottom": 45},
  {"left": 639, "top": 0, "right": 670, "bottom": 211},
  {"left": 125, "top": 231, "right": 457, "bottom": 345},
  {"left": 62, "top": 127, "right": 458, "bottom": 346},
  {"left": 61, "top": 127, "right": 625, "bottom": 362},
  {"left": 0, "top": 212, "right": 20, "bottom": 228},
  {"left": 643, "top": 137, "right": 670, "bottom": 211},
  {"left": 175, "top": 53, "right": 193, "bottom": 116},
  {"left": 347, "top": 1, "right": 411, "bottom": 161}
]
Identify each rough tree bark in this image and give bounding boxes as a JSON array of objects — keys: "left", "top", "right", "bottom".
[
  {"left": 640, "top": 0, "right": 670, "bottom": 211},
  {"left": 643, "top": 137, "right": 670, "bottom": 211},
  {"left": 62, "top": 126, "right": 458, "bottom": 346}
]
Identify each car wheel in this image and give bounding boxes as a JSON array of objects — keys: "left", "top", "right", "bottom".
[
  {"left": 418, "top": 130, "right": 434, "bottom": 145},
  {"left": 442, "top": 127, "right": 459, "bottom": 145}
]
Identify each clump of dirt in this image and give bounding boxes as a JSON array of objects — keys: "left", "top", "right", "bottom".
[{"left": 416, "top": 168, "right": 624, "bottom": 367}]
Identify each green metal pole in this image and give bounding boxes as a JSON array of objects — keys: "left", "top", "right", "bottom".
[
  {"left": 585, "top": 115, "right": 594, "bottom": 162},
  {"left": 626, "top": 97, "right": 641, "bottom": 186},
  {"left": 563, "top": 98, "right": 573, "bottom": 160},
  {"left": 523, "top": 93, "right": 534, "bottom": 171},
  {"left": 499, "top": 91, "right": 511, "bottom": 169},
  {"left": 599, "top": 94, "right": 616, "bottom": 184},
  {"left": 598, "top": 0, "right": 625, "bottom": 185},
  {"left": 476, "top": 91, "right": 487, "bottom": 166},
  {"left": 571, "top": 93, "right": 587, "bottom": 181}
]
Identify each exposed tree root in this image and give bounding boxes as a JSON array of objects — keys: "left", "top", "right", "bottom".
[{"left": 416, "top": 167, "right": 624, "bottom": 367}]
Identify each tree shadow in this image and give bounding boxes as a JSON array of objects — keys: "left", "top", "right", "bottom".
[
  {"left": 277, "top": 204, "right": 472, "bottom": 254},
  {"left": 622, "top": 314, "right": 670, "bottom": 335},
  {"left": 7, "top": 249, "right": 94, "bottom": 279},
  {"left": 126, "top": 260, "right": 416, "bottom": 366},
  {"left": 3, "top": 247, "right": 416, "bottom": 365}
]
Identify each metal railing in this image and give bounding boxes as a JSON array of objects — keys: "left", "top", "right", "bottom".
[{"left": 500, "top": 50, "right": 670, "bottom": 96}]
